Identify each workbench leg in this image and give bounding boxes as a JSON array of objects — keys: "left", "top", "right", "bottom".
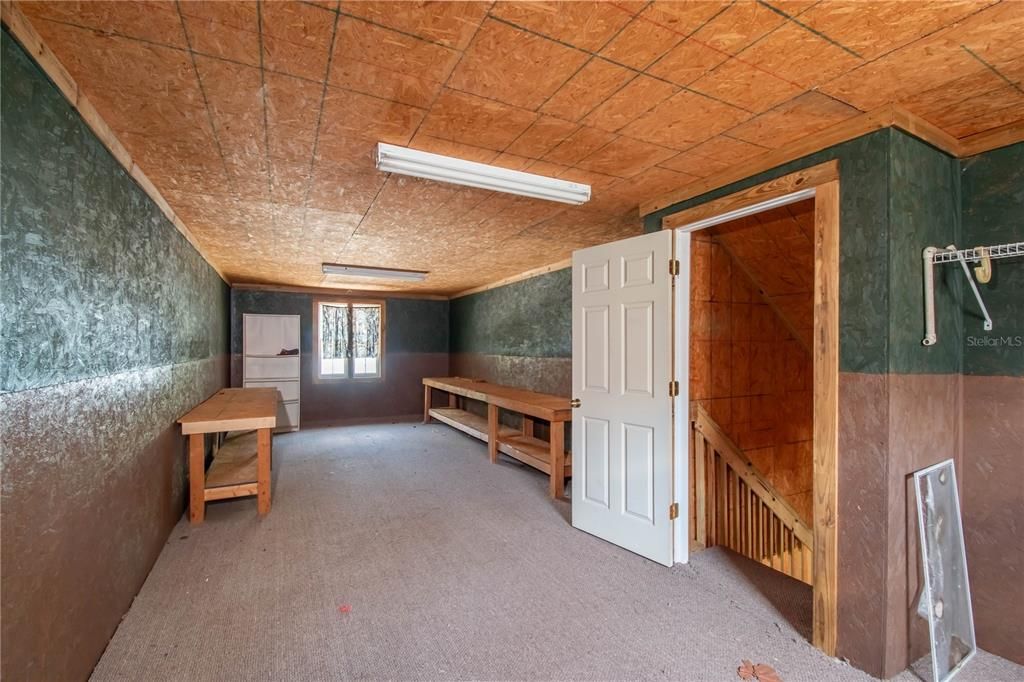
[
  {"left": 549, "top": 422, "right": 565, "bottom": 500},
  {"left": 522, "top": 416, "right": 535, "bottom": 438},
  {"left": 487, "top": 403, "right": 499, "bottom": 464},
  {"left": 188, "top": 433, "right": 205, "bottom": 525},
  {"left": 257, "top": 428, "right": 271, "bottom": 516},
  {"left": 448, "top": 392, "right": 457, "bottom": 408},
  {"left": 423, "top": 385, "right": 432, "bottom": 423}
]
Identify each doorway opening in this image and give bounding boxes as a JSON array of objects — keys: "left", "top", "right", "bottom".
[{"left": 665, "top": 163, "right": 840, "bottom": 657}]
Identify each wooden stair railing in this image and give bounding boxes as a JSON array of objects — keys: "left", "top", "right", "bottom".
[{"left": 691, "top": 404, "right": 813, "bottom": 585}]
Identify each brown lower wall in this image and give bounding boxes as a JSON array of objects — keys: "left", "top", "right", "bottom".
[
  {"left": 961, "top": 374, "right": 1023, "bottom": 665},
  {"left": 231, "top": 352, "right": 449, "bottom": 426},
  {"left": 0, "top": 355, "right": 228, "bottom": 681},
  {"left": 838, "top": 372, "right": 1021, "bottom": 677}
]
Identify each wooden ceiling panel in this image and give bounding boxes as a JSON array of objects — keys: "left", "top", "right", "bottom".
[
  {"left": 820, "top": 31, "right": 988, "bottom": 112},
  {"left": 259, "top": 1, "right": 334, "bottom": 81},
  {"left": 318, "top": 87, "right": 424, "bottom": 146},
  {"left": 328, "top": 18, "right": 458, "bottom": 108},
  {"left": 658, "top": 135, "right": 769, "bottom": 178},
  {"left": 21, "top": 1, "right": 187, "bottom": 48},
  {"left": 583, "top": 74, "right": 678, "bottom": 133},
  {"left": 418, "top": 88, "right": 537, "bottom": 151},
  {"left": 646, "top": 39, "right": 729, "bottom": 87},
  {"left": 610, "top": 166, "right": 701, "bottom": 206},
  {"left": 339, "top": 1, "right": 490, "bottom": 50},
  {"left": 17, "top": 0, "right": 1024, "bottom": 295},
  {"left": 727, "top": 92, "right": 860, "bottom": 149},
  {"left": 688, "top": 57, "right": 805, "bottom": 114},
  {"left": 685, "top": 1, "right": 787, "bottom": 57},
  {"left": 408, "top": 134, "right": 500, "bottom": 164},
  {"left": 542, "top": 126, "right": 616, "bottom": 166},
  {"left": 448, "top": 18, "right": 589, "bottom": 110},
  {"left": 734, "top": 22, "right": 864, "bottom": 90},
  {"left": 797, "top": 1, "right": 995, "bottom": 61},
  {"left": 179, "top": 2, "right": 260, "bottom": 66},
  {"left": 575, "top": 135, "right": 676, "bottom": 178},
  {"left": 599, "top": 2, "right": 724, "bottom": 70},
  {"left": 504, "top": 115, "right": 579, "bottom": 158},
  {"left": 621, "top": 90, "right": 751, "bottom": 150},
  {"left": 489, "top": 1, "right": 635, "bottom": 52},
  {"left": 539, "top": 57, "right": 634, "bottom": 122}
]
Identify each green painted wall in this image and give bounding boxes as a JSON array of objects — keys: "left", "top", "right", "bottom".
[
  {"left": 645, "top": 130, "right": 892, "bottom": 373},
  {"left": 450, "top": 268, "right": 571, "bottom": 358},
  {"left": 960, "top": 142, "right": 1024, "bottom": 376},
  {"left": 1, "top": 29, "right": 228, "bottom": 681},
  {"left": 1, "top": 31, "right": 227, "bottom": 393},
  {"left": 887, "top": 132, "right": 963, "bottom": 374}
]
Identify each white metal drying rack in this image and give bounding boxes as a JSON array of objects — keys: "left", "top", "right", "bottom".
[{"left": 922, "top": 241, "right": 1023, "bottom": 346}]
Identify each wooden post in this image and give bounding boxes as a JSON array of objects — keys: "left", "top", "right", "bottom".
[
  {"left": 257, "top": 428, "right": 271, "bottom": 516},
  {"left": 548, "top": 421, "right": 565, "bottom": 499},
  {"left": 522, "top": 416, "right": 535, "bottom": 437},
  {"left": 189, "top": 433, "right": 205, "bottom": 524},
  {"left": 694, "top": 433, "right": 706, "bottom": 548},
  {"left": 423, "top": 384, "right": 432, "bottom": 423},
  {"left": 487, "top": 403, "right": 499, "bottom": 464},
  {"left": 448, "top": 391, "right": 457, "bottom": 408}
]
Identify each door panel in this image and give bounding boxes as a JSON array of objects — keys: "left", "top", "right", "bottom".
[{"left": 572, "top": 229, "right": 675, "bottom": 566}]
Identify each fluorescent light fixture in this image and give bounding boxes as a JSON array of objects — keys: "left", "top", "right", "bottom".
[
  {"left": 322, "top": 263, "right": 428, "bottom": 281},
  {"left": 376, "top": 142, "right": 591, "bottom": 205}
]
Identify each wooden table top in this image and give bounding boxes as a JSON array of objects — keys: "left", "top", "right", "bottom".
[
  {"left": 423, "top": 377, "right": 572, "bottom": 421},
  {"left": 179, "top": 388, "right": 278, "bottom": 435}
]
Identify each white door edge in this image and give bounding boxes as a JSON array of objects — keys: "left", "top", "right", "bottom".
[{"left": 673, "top": 230, "right": 691, "bottom": 565}]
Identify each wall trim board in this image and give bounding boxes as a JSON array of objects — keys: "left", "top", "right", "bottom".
[
  {"left": 231, "top": 282, "right": 448, "bottom": 301},
  {"left": 958, "top": 120, "right": 1024, "bottom": 158},
  {"left": 640, "top": 105, "right": 1020, "bottom": 216},
  {"left": 450, "top": 259, "right": 571, "bottom": 299},
  {"left": 0, "top": 1, "right": 227, "bottom": 283}
]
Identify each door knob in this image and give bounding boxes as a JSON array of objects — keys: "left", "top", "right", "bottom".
[{"left": 570, "top": 398, "right": 581, "bottom": 408}]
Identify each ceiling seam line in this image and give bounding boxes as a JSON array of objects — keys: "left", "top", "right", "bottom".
[
  {"left": 961, "top": 44, "right": 1024, "bottom": 94},
  {"left": 300, "top": 8, "right": 341, "bottom": 222},
  {"left": 757, "top": 0, "right": 862, "bottom": 59},
  {"left": 255, "top": 0, "right": 274, "bottom": 200},
  {"left": 173, "top": 0, "right": 235, "bottom": 195}
]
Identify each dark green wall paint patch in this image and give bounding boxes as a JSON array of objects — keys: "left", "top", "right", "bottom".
[
  {"left": 961, "top": 142, "right": 1024, "bottom": 376},
  {"left": 644, "top": 130, "right": 892, "bottom": 374},
  {"left": 230, "top": 290, "right": 449, "bottom": 356},
  {"left": 450, "top": 268, "right": 571, "bottom": 358},
  {"left": 0, "top": 30, "right": 228, "bottom": 393},
  {"left": 888, "top": 131, "right": 962, "bottom": 374}
]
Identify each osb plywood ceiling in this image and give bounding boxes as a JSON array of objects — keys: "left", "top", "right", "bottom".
[{"left": 17, "top": 0, "right": 1024, "bottom": 294}]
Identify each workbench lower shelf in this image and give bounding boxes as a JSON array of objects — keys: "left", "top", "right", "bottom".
[
  {"left": 424, "top": 377, "right": 572, "bottom": 499},
  {"left": 205, "top": 432, "right": 260, "bottom": 501}
]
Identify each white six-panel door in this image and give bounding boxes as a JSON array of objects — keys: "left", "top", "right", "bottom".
[{"left": 571, "top": 229, "right": 676, "bottom": 566}]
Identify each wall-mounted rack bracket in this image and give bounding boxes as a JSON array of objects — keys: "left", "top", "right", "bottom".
[{"left": 922, "top": 241, "right": 1023, "bottom": 346}]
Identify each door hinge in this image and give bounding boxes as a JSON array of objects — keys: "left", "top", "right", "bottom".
[
  {"left": 669, "top": 502, "right": 679, "bottom": 520},
  {"left": 668, "top": 380, "right": 679, "bottom": 397},
  {"left": 669, "top": 258, "right": 680, "bottom": 276}
]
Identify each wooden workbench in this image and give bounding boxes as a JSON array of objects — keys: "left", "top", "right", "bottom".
[
  {"left": 178, "top": 388, "right": 278, "bottom": 524},
  {"left": 423, "top": 377, "right": 572, "bottom": 499}
]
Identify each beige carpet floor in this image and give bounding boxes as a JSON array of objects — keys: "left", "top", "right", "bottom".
[{"left": 92, "top": 421, "right": 1022, "bottom": 681}]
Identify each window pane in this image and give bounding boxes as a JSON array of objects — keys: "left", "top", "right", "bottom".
[
  {"left": 320, "top": 303, "right": 348, "bottom": 376},
  {"left": 352, "top": 304, "right": 381, "bottom": 376}
]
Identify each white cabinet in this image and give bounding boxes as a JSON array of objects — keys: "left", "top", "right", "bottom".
[{"left": 243, "top": 314, "right": 300, "bottom": 432}]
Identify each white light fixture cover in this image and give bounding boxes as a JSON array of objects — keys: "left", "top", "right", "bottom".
[
  {"left": 322, "top": 263, "right": 428, "bottom": 281},
  {"left": 376, "top": 142, "right": 591, "bottom": 205}
]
